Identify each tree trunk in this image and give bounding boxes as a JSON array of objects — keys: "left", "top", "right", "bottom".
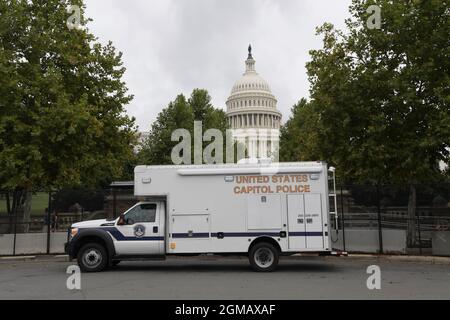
[
  {"left": 11, "top": 187, "right": 33, "bottom": 233},
  {"left": 6, "top": 192, "right": 11, "bottom": 215},
  {"left": 6, "top": 191, "right": 13, "bottom": 233},
  {"left": 406, "top": 184, "right": 417, "bottom": 247},
  {"left": 9, "top": 190, "right": 21, "bottom": 234}
]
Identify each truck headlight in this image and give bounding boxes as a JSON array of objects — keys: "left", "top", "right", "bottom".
[{"left": 70, "top": 228, "right": 78, "bottom": 239}]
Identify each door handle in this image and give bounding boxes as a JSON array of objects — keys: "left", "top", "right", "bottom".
[{"left": 153, "top": 226, "right": 158, "bottom": 233}]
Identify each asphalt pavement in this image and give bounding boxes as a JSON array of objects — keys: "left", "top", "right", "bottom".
[{"left": 0, "top": 255, "right": 449, "bottom": 299}]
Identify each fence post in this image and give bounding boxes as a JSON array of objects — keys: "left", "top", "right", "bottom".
[
  {"left": 113, "top": 188, "right": 117, "bottom": 218},
  {"left": 376, "top": 184, "right": 383, "bottom": 254},
  {"left": 5, "top": 191, "right": 11, "bottom": 216},
  {"left": 46, "top": 191, "right": 52, "bottom": 254},
  {"left": 340, "top": 184, "right": 346, "bottom": 251},
  {"left": 12, "top": 196, "right": 17, "bottom": 256},
  {"left": 417, "top": 214, "right": 422, "bottom": 255}
]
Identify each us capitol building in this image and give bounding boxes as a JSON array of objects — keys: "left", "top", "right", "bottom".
[{"left": 226, "top": 45, "right": 282, "bottom": 159}]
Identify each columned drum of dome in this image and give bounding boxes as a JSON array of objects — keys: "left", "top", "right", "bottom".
[{"left": 226, "top": 45, "right": 282, "bottom": 159}]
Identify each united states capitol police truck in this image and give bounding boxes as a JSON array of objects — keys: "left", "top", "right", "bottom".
[{"left": 65, "top": 161, "right": 338, "bottom": 272}]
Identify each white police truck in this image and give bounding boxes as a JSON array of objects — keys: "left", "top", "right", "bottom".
[{"left": 65, "top": 161, "right": 338, "bottom": 272}]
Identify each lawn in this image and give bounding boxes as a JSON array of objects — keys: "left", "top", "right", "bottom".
[{"left": 0, "top": 192, "right": 49, "bottom": 217}]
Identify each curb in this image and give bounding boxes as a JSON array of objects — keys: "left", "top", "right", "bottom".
[
  {"left": 0, "top": 255, "right": 37, "bottom": 261},
  {"left": 342, "top": 254, "right": 450, "bottom": 265},
  {"left": 290, "top": 253, "right": 450, "bottom": 265},
  {"left": 0, "top": 254, "right": 68, "bottom": 262},
  {"left": 384, "top": 255, "right": 450, "bottom": 265}
]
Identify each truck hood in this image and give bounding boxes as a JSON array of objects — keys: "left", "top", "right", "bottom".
[{"left": 71, "top": 219, "right": 115, "bottom": 228}]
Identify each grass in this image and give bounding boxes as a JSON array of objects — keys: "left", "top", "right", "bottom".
[{"left": 0, "top": 192, "right": 49, "bottom": 217}]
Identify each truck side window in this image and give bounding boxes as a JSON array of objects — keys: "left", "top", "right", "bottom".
[{"left": 125, "top": 203, "right": 157, "bottom": 223}]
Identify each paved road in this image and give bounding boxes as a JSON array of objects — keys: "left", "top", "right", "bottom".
[{"left": 0, "top": 255, "right": 449, "bottom": 299}]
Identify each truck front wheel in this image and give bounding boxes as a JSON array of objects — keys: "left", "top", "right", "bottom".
[
  {"left": 249, "top": 242, "right": 279, "bottom": 272},
  {"left": 77, "top": 242, "right": 108, "bottom": 272}
]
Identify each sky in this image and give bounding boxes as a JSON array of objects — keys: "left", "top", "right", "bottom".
[{"left": 84, "top": 0, "right": 353, "bottom": 131}]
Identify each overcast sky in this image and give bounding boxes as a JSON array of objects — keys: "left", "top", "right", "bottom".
[{"left": 84, "top": 0, "right": 352, "bottom": 131}]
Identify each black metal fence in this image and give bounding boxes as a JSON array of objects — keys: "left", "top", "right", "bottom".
[
  {"left": 0, "top": 185, "right": 137, "bottom": 255},
  {"left": 331, "top": 183, "right": 450, "bottom": 255},
  {"left": 0, "top": 183, "right": 449, "bottom": 256}
]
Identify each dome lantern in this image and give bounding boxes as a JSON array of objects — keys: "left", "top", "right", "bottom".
[{"left": 245, "top": 44, "right": 256, "bottom": 73}]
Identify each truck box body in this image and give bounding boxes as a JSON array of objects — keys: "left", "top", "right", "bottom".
[{"left": 134, "top": 161, "right": 332, "bottom": 255}]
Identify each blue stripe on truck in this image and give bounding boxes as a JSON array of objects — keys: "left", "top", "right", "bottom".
[
  {"left": 172, "top": 232, "right": 210, "bottom": 238},
  {"left": 288, "top": 232, "right": 324, "bottom": 237},
  {"left": 210, "top": 232, "right": 323, "bottom": 238},
  {"left": 211, "top": 232, "right": 280, "bottom": 237},
  {"left": 80, "top": 227, "right": 323, "bottom": 241},
  {"left": 80, "top": 227, "right": 164, "bottom": 241}
]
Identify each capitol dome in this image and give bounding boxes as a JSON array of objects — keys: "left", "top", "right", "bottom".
[
  {"left": 230, "top": 73, "right": 272, "bottom": 94},
  {"left": 226, "top": 45, "right": 282, "bottom": 159}
]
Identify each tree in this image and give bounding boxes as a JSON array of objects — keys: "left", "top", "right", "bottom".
[
  {"left": 189, "top": 88, "right": 229, "bottom": 133},
  {"left": 138, "top": 94, "right": 194, "bottom": 165},
  {"left": 0, "top": 0, "right": 136, "bottom": 230},
  {"left": 281, "top": 0, "right": 450, "bottom": 246},
  {"left": 279, "top": 98, "right": 322, "bottom": 162},
  {"left": 138, "top": 89, "right": 232, "bottom": 165}
]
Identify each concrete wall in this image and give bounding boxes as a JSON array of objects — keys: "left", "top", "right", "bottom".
[
  {"left": 0, "top": 234, "right": 14, "bottom": 256},
  {"left": 0, "top": 232, "right": 67, "bottom": 256},
  {"left": 331, "top": 229, "right": 407, "bottom": 254},
  {"left": 0, "top": 229, "right": 439, "bottom": 256},
  {"left": 432, "top": 231, "right": 450, "bottom": 256}
]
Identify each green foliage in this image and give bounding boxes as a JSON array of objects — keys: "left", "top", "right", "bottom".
[
  {"left": 280, "top": 0, "right": 449, "bottom": 184},
  {"left": 138, "top": 94, "right": 193, "bottom": 165},
  {"left": 0, "top": 0, "right": 137, "bottom": 190},
  {"left": 138, "top": 89, "right": 230, "bottom": 165},
  {"left": 279, "top": 98, "right": 322, "bottom": 162}
]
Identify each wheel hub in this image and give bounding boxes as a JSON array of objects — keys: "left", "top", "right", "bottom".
[
  {"left": 254, "top": 247, "right": 274, "bottom": 268},
  {"left": 83, "top": 249, "right": 102, "bottom": 267}
]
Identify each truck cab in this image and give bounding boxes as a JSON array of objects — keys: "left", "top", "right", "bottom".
[{"left": 66, "top": 201, "right": 166, "bottom": 272}]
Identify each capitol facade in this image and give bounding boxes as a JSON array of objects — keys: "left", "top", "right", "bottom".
[{"left": 226, "top": 45, "right": 282, "bottom": 160}]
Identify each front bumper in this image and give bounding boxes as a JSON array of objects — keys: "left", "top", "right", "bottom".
[
  {"left": 65, "top": 240, "right": 76, "bottom": 259},
  {"left": 65, "top": 227, "right": 74, "bottom": 258}
]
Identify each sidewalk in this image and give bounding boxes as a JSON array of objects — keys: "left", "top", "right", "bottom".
[
  {"left": 0, "top": 254, "right": 69, "bottom": 263},
  {"left": 320, "top": 253, "right": 450, "bottom": 265},
  {"left": 347, "top": 253, "right": 450, "bottom": 265}
]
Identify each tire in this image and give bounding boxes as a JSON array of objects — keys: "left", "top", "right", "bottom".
[
  {"left": 77, "top": 242, "right": 108, "bottom": 272},
  {"left": 248, "top": 242, "right": 279, "bottom": 272}
]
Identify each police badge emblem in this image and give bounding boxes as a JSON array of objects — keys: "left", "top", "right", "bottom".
[{"left": 133, "top": 224, "right": 146, "bottom": 238}]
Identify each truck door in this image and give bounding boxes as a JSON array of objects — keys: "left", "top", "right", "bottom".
[
  {"left": 304, "top": 194, "right": 324, "bottom": 249},
  {"left": 113, "top": 202, "right": 165, "bottom": 256},
  {"left": 287, "top": 194, "right": 324, "bottom": 250},
  {"left": 287, "top": 194, "right": 306, "bottom": 249}
]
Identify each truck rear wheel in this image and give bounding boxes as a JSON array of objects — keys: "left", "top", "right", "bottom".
[
  {"left": 249, "top": 242, "right": 279, "bottom": 272},
  {"left": 77, "top": 242, "right": 108, "bottom": 272}
]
